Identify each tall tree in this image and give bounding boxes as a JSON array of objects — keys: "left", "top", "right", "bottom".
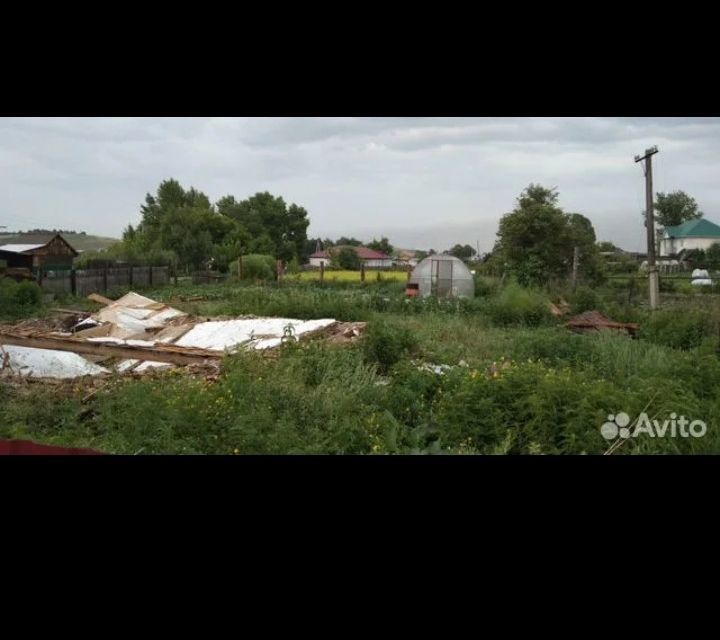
[
  {"left": 496, "top": 184, "right": 601, "bottom": 286},
  {"left": 652, "top": 190, "right": 704, "bottom": 227},
  {"left": 217, "top": 191, "right": 309, "bottom": 262},
  {"left": 126, "top": 179, "right": 247, "bottom": 271},
  {"left": 335, "top": 237, "right": 362, "bottom": 247},
  {"left": 446, "top": 244, "right": 477, "bottom": 260}
]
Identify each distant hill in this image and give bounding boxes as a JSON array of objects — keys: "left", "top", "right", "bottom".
[{"left": 0, "top": 231, "right": 119, "bottom": 253}]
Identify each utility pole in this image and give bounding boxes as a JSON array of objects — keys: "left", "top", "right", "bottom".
[{"left": 634, "top": 145, "right": 660, "bottom": 310}]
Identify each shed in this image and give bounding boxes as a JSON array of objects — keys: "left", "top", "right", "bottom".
[
  {"left": 408, "top": 254, "right": 475, "bottom": 299},
  {"left": 0, "top": 233, "right": 78, "bottom": 271},
  {"left": 0, "top": 249, "right": 33, "bottom": 271}
]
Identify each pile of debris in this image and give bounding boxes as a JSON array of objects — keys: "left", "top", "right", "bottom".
[
  {"left": 0, "top": 292, "right": 366, "bottom": 380},
  {"left": 565, "top": 310, "right": 639, "bottom": 336},
  {"left": 549, "top": 298, "right": 571, "bottom": 317}
]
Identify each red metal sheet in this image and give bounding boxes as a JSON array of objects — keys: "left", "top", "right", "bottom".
[{"left": 0, "top": 439, "right": 106, "bottom": 455}]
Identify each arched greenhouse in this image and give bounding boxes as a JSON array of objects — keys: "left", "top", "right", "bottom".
[{"left": 407, "top": 254, "right": 475, "bottom": 299}]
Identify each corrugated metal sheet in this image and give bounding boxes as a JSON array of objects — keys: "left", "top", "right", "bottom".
[{"left": 0, "top": 244, "right": 44, "bottom": 253}]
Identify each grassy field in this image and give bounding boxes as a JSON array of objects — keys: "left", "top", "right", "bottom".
[
  {"left": 3, "top": 276, "right": 720, "bottom": 454},
  {"left": 289, "top": 270, "right": 409, "bottom": 283}
]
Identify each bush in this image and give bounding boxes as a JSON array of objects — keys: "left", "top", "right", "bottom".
[
  {"left": 474, "top": 275, "right": 500, "bottom": 297},
  {"left": 482, "top": 283, "right": 551, "bottom": 327},
  {"left": 14, "top": 281, "right": 42, "bottom": 306},
  {"left": 337, "top": 247, "right": 361, "bottom": 270},
  {"left": 569, "top": 285, "right": 600, "bottom": 314},
  {"left": 638, "top": 309, "right": 714, "bottom": 351},
  {"left": 433, "top": 360, "right": 627, "bottom": 454},
  {"left": 0, "top": 278, "right": 43, "bottom": 319},
  {"left": 231, "top": 254, "right": 276, "bottom": 281},
  {"left": 362, "top": 320, "right": 419, "bottom": 373}
]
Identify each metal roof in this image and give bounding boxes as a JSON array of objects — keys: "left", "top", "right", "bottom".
[
  {"left": 0, "top": 244, "right": 44, "bottom": 253},
  {"left": 663, "top": 218, "right": 720, "bottom": 239}
]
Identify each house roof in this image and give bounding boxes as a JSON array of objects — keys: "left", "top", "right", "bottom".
[
  {"left": 664, "top": 218, "right": 720, "bottom": 239},
  {"left": 0, "top": 233, "right": 78, "bottom": 256},
  {"left": 0, "top": 244, "right": 44, "bottom": 253},
  {"left": 310, "top": 246, "right": 391, "bottom": 260},
  {"left": 354, "top": 246, "right": 391, "bottom": 260}
]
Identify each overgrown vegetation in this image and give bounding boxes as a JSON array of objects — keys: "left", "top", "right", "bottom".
[
  {"left": 3, "top": 273, "right": 720, "bottom": 455},
  {"left": 0, "top": 279, "right": 42, "bottom": 320}
]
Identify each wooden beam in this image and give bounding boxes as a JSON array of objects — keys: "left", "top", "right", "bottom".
[
  {"left": 0, "top": 331, "right": 224, "bottom": 366},
  {"left": 87, "top": 293, "right": 115, "bottom": 306}
]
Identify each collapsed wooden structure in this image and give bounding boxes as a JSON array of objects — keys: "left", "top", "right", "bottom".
[{"left": 0, "top": 291, "right": 367, "bottom": 380}]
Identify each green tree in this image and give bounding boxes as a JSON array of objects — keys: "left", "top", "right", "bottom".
[
  {"left": 336, "top": 247, "right": 361, "bottom": 270},
  {"left": 367, "top": 237, "right": 393, "bottom": 255},
  {"left": 496, "top": 185, "right": 570, "bottom": 286},
  {"left": 122, "top": 179, "right": 252, "bottom": 271},
  {"left": 496, "top": 184, "right": 601, "bottom": 287},
  {"left": 159, "top": 208, "right": 216, "bottom": 270},
  {"left": 706, "top": 243, "right": 720, "bottom": 270},
  {"left": 217, "top": 192, "right": 309, "bottom": 262},
  {"left": 335, "top": 237, "right": 362, "bottom": 246},
  {"left": 652, "top": 191, "right": 704, "bottom": 228},
  {"left": 597, "top": 241, "right": 621, "bottom": 253},
  {"left": 447, "top": 244, "right": 477, "bottom": 260},
  {"left": 567, "top": 213, "right": 604, "bottom": 284}
]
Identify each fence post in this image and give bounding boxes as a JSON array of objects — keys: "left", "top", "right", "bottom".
[
  {"left": 129, "top": 265, "right": 134, "bottom": 287},
  {"left": 571, "top": 246, "right": 580, "bottom": 292},
  {"left": 173, "top": 266, "right": 178, "bottom": 286},
  {"left": 149, "top": 266, "right": 153, "bottom": 286},
  {"left": 71, "top": 268, "right": 77, "bottom": 296},
  {"left": 320, "top": 262, "right": 324, "bottom": 283},
  {"left": 103, "top": 267, "right": 108, "bottom": 292},
  {"left": 361, "top": 263, "right": 365, "bottom": 282},
  {"left": 37, "top": 269, "right": 43, "bottom": 288}
]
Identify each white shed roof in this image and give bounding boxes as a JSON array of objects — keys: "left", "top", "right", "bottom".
[{"left": 0, "top": 243, "right": 44, "bottom": 253}]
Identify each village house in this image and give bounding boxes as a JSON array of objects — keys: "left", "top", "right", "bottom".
[
  {"left": 659, "top": 218, "right": 720, "bottom": 257},
  {"left": 308, "top": 245, "right": 393, "bottom": 269},
  {"left": 393, "top": 249, "right": 420, "bottom": 268},
  {"left": 0, "top": 233, "right": 79, "bottom": 272}
]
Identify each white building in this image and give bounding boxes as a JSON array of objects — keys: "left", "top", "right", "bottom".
[
  {"left": 659, "top": 218, "right": 720, "bottom": 257},
  {"left": 308, "top": 246, "right": 393, "bottom": 269}
]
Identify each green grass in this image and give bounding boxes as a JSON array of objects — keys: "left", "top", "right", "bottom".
[{"left": 290, "top": 270, "right": 409, "bottom": 283}]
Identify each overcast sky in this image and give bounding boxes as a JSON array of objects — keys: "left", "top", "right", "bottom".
[{"left": 2, "top": 117, "right": 719, "bottom": 252}]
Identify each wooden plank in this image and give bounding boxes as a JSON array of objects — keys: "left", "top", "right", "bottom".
[
  {"left": 88, "top": 293, "right": 114, "bottom": 306},
  {"left": 0, "top": 331, "right": 225, "bottom": 366},
  {"left": 50, "top": 308, "right": 91, "bottom": 315}
]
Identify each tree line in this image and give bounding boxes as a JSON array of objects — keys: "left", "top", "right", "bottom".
[
  {"left": 80, "top": 179, "right": 311, "bottom": 271},
  {"left": 481, "top": 185, "right": 708, "bottom": 286}
]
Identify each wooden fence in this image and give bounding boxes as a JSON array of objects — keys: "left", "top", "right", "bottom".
[{"left": 37, "top": 266, "right": 171, "bottom": 296}]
